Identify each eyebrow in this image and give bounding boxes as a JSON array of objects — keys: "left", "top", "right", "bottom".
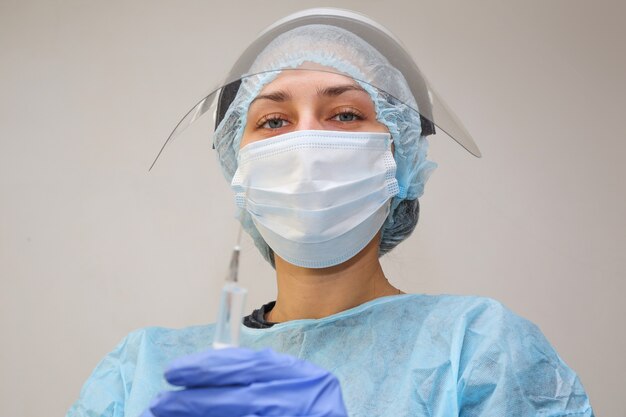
[
  {"left": 316, "top": 84, "right": 368, "bottom": 97},
  {"left": 250, "top": 84, "right": 368, "bottom": 105},
  {"left": 251, "top": 90, "right": 292, "bottom": 104}
]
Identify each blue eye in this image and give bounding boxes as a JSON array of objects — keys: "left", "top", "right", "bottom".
[
  {"left": 333, "top": 111, "right": 362, "bottom": 122},
  {"left": 262, "top": 118, "right": 287, "bottom": 129}
]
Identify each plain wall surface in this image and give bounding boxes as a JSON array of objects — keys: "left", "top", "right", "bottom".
[{"left": 1, "top": 1, "right": 624, "bottom": 416}]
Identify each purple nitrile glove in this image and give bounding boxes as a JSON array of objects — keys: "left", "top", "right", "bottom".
[{"left": 141, "top": 347, "right": 349, "bottom": 417}]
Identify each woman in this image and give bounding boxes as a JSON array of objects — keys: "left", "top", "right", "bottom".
[{"left": 68, "top": 8, "right": 593, "bottom": 417}]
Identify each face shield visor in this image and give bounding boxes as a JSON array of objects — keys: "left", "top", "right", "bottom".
[{"left": 149, "top": 8, "right": 481, "bottom": 171}]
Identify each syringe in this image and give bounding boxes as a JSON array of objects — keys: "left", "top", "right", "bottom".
[{"left": 213, "top": 226, "right": 248, "bottom": 349}]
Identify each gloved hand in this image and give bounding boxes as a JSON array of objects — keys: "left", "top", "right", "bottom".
[{"left": 142, "top": 347, "right": 349, "bottom": 417}]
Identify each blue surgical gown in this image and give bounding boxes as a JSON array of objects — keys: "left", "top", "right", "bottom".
[{"left": 66, "top": 294, "right": 594, "bottom": 417}]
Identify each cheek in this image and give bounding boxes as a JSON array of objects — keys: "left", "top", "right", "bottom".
[
  {"left": 371, "top": 119, "right": 390, "bottom": 133},
  {"left": 240, "top": 133, "right": 250, "bottom": 149},
  {"left": 363, "top": 100, "right": 388, "bottom": 134},
  {"left": 240, "top": 125, "right": 256, "bottom": 149},
  {"left": 367, "top": 107, "right": 390, "bottom": 134}
]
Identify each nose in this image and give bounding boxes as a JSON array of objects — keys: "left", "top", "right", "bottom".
[{"left": 297, "top": 113, "right": 325, "bottom": 131}]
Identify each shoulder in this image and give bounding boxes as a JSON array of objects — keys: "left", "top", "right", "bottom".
[
  {"left": 377, "top": 294, "right": 546, "bottom": 352},
  {"left": 372, "top": 294, "right": 560, "bottom": 357},
  {"left": 418, "top": 295, "right": 595, "bottom": 416},
  {"left": 395, "top": 295, "right": 593, "bottom": 415},
  {"left": 105, "top": 323, "right": 216, "bottom": 381},
  {"left": 402, "top": 294, "right": 568, "bottom": 378},
  {"left": 439, "top": 295, "right": 542, "bottom": 338},
  {"left": 66, "top": 324, "right": 214, "bottom": 417},
  {"left": 90, "top": 323, "right": 213, "bottom": 364},
  {"left": 127, "top": 323, "right": 215, "bottom": 353},
  {"left": 394, "top": 293, "right": 522, "bottom": 328},
  {"left": 420, "top": 295, "right": 564, "bottom": 371}
]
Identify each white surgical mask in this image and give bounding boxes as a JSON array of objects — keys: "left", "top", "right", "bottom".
[{"left": 231, "top": 129, "right": 399, "bottom": 268}]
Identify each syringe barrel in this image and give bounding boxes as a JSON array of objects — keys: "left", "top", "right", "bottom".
[{"left": 213, "top": 282, "right": 248, "bottom": 349}]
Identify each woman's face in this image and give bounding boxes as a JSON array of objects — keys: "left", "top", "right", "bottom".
[{"left": 240, "top": 68, "right": 389, "bottom": 148}]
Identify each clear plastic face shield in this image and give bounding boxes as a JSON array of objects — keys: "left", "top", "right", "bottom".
[{"left": 149, "top": 8, "right": 481, "bottom": 171}]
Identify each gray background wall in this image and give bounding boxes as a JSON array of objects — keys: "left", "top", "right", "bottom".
[{"left": 1, "top": 1, "right": 624, "bottom": 416}]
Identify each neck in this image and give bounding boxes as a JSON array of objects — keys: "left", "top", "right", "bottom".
[{"left": 267, "top": 233, "right": 402, "bottom": 322}]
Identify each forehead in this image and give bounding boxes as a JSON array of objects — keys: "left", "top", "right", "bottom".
[{"left": 256, "top": 67, "right": 364, "bottom": 96}]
